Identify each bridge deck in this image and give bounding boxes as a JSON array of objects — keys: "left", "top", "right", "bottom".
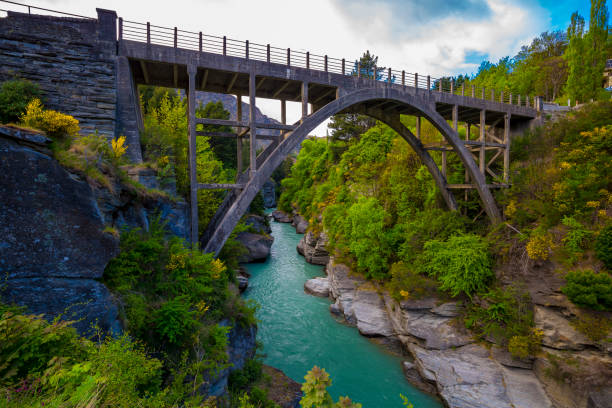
[{"left": 120, "top": 39, "right": 537, "bottom": 126}]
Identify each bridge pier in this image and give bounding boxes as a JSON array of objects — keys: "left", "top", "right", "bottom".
[{"left": 187, "top": 64, "right": 198, "bottom": 244}]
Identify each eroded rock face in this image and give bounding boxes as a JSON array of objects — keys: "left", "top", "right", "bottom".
[
  {"left": 304, "top": 277, "right": 330, "bottom": 297},
  {"left": 0, "top": 137, "right": 118, "bottom": 279},
  {"left": 297, "top": 231, "right": 330, "bottom": 265},
  {"left": 385, "top": 295, "right": 472, "bottom": 350},
  {"left": 535, "top": 306, "right": 594, "bottom": 350},
  {"left": 410, "top": 344, "right": 553, "bottom": 408},
  {"left": 262, "top": 179, "right": 276, "bottom": 208},
  {"left": 244, "top": 214, "right": 272, "bottom": 234},
  {"left": 204, "top": 321, "right": 257, "bottom": 397},
  {"left": 326, "top": 260, "right": 395, "bottom": 337},
  {"left": 236, "top": 232, "right": 274, "bottom": 263},
  {"left": 292, "top": 214, "right": 308, "bottom": 234},
  {"left": 272, "top": 210, "right": 292, "bottom": 223},
  {"left": 2, "top": 277, "right": 121, "bottom": 336},
  {"left": 0, "top": 135, "right": 121, "bottom": 336}
]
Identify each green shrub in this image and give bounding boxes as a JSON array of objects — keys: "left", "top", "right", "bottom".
[
  {"left": 562, "top": 269, "right": 612, "bottom": 311},
  {"left": 388, "top": 261, "right": 438, "bottom": 301},
  {"left": 228, "top": 358, "right": 263, "bottom": 391},
  {"left": 595, "top": 225, "right": 612, "bottom": 269},
  {"left": 0, "top": 306, "right": 86, "bottom": 386},
  {"left": 465, "top": 287, "right": 534, "bottom": 346},
  {"left": 0, "top": 307, "right": 165, "bottom": 408},
  {"left": 561, "top": 216, "right": 593, "bottom": 259},
  {"left": 153, "top": 295, "right": 198, "bottom": 345},
  {"left": 508, "top": 328, "right": 543, "bottom": 359},
  {"left": 0, "top": 79, "right": 40, "bottom": 123},
  {"left": 571, "top": 313, "right": 612, "bottom": 342},
  {"left": 420, "top": 234, "right": 493, "bottom": 298}
]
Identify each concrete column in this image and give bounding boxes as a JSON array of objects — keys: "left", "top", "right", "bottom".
[
  {"left": 249, "top": 72, "right": 256, "bottom": 177},
  {"left": 301, "top": 82, "right": 308, "bottom": 121},
  {"left": 479, "top": 110, "right": 486, "bottom": 175},
  {"left": 442, "top": 150, "right": 447, "bottom": 179},
  {"left": 236, "top": 95, "right": 243, "bottom": 176},
  {"left": 452, "top": 105, "right": 458, "bottom": 132},
  {"left": 415, "top": 116, "right": 421, "bottom": 140},
  {"left": 281, "top": 99, "right": 287, "bottom": 139},
  {"left": 504, "top": 113, "right": 511, "bottom": 183},
  {"left": 187, "top": 64, "right": 198, "bottom": 245}
]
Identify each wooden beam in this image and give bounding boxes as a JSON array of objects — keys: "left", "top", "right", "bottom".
[
  {"left": 256, "top": 77, "right": 266, "bottom": 90},
  {"left": 198, "top": 183, "right": 245, "bottom": 190},
  {"left": 200, "top": 69, "right": 209, "bottom": 89},
  {"left": 226, "top": 73, "right": 239, "bottom": 93},
  {"left": 311, "top": 88, "right": 335, "bottom": 105},
  {"left": 139, "top": 60, "right": 149, "bottom": 84},
  {"left": 416, "top": 116, "right": 421, "bottom": 140},
  {"left": 196, "top": 118, "right": 247, "bottom": 127},
  {"left": 447, "top": 183, "right": 510, "bottom": 189},
  {"left": 272, "top": 81, "right": 291, "bottom": 98},
  {"left": 197, "top": 131, "right": 278, "bottom": 140}
]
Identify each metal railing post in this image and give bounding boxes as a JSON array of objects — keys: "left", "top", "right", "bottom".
[
  {"left": 342, "top": 58, "right": 345, "bottom": 75},
  {"left": 402, "top": 70, "right": 405, "bottom": 87},
  {"left": 198, "top": 31, "right": 202, "bottom": 52},
  {"left": 146, "top": 22, "right": 150, "bottom": 44},
  {"left": 174, "top": 27, "right": 177, "bottom": 48},
  {"left": 388, "top": 67, "right": 391, "bottom": 83},
  {"left": 118, "top": 17, "right": 123, "bottom": 41},
  {"left": 324, "top": 55, "right": 328, "bottom": 72},
  {"left": 287, "top": 48, "right": 290, "bottom": 66},
  {"left": 223, "top": 36, "right": 226, "bottom": 55},
  {"left": 266, "top": 44, "right": 270, "bottom": 62},
  {"left": 245, "top": 40, "right": 249, "bottom": 60},
  {"left": 357, "top": 62, "right": 361, "bottom": 78},
  {"left": 306, "top": 52, "right": 310, "bottom": 69}
]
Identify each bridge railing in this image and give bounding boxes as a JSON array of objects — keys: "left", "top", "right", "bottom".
[{"left": 120, "top": 19, "right": 538, "bottom": 108}]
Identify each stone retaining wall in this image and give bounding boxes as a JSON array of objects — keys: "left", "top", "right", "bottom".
[{"left": 0, "top": 10, "right": 118, "bottom": 140}]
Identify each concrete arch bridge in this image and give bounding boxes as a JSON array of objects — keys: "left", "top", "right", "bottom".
[
  {"left": 113, "top": 18, "right": 541, "bottom": 255},
  {"left": 0, "top": 4, "right": 541, "bottom": 255}
]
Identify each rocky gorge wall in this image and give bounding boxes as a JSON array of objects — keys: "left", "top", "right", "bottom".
[
  {"left": 0, "top": 126, "right": 188, "bottom": 334},
  {"left": 274, "top": 209, "right": 612, "bottom": 408}
]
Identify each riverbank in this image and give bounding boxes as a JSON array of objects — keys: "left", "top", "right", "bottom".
[
  {"left": 273, "top": 209, "right": 610, "bottom": 408},
  {"left": 242, "top": 217, "right": 443, "bottom": 408}
]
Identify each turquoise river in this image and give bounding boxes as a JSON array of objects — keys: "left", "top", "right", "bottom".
[{"left": 243, "top": 218, "right": 442, "bottom": 407}]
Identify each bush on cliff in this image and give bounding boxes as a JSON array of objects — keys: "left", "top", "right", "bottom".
[
  {"left": 0, "top": 304, "right": 166, "bottom": 408},
  {"left": 562, "top": 269, "right": 612, "bottom": 311},
  {"left": 419, "top": 234, "right": 493, "bottom": 298},
  {"left": 0, "top": 79, "right": 41, "bottom": 123},
  {"left": 20, "top": 98, "right": 79, "bottom": 141}
]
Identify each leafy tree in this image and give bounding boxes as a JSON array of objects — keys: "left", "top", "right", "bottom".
[
  {"left": 565, "top": 0, "right": 609, "bottom": 102},
  {"left": 562, "top": 269, "right": 612, "bottom": 311},
  {"left": 198, "top": 100, "right": 237, "bottom": 169},
  {"left": 300, "top": 366, "right": 361, "bottom": 408}
]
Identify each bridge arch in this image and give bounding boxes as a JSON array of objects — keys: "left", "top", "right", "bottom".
[{"left": 203, "top": 86, "right": 502, "bottom": 255}]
